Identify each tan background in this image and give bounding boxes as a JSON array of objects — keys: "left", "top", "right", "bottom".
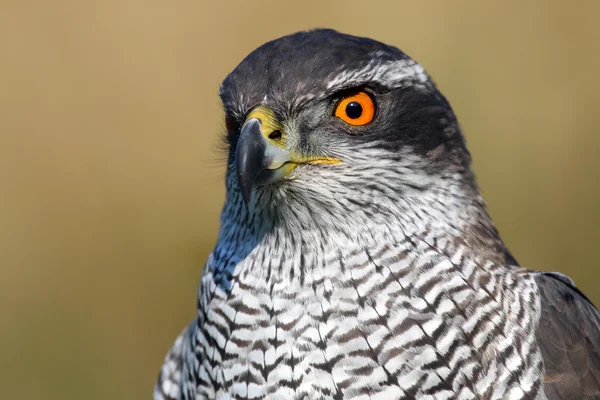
[{"left": 1, "top": 1, "right": 599, "bottom": 399}]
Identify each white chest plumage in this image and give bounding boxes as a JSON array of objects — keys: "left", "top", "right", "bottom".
[{"left": 185, "top": 228, "right": 547, "bottom": 400}]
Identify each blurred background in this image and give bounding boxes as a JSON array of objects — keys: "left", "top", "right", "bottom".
[{"left": 1, "top": 1, "right": 599, "bottom": 399}]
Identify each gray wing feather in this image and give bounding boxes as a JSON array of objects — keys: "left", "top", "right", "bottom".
[
  {"left": 536, "top": 272, "right": 600, "bottom": 399},
  {"left": 154, "top": 322, "right": 195, "bottom": 400}
]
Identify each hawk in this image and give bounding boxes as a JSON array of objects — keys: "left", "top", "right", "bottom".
[{"left": 155, "top": 29, "right": 600, "bottom": 399}]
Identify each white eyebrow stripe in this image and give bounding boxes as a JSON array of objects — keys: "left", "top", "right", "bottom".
[{"left": 326, "top": 56, "right": 429, "bottom": 90}]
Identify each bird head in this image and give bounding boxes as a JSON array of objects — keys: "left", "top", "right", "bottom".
[{"left": 220, "top": 29, "right": 477, "bottom": 231}]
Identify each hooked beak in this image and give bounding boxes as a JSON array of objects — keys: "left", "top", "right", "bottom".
[{"left": 235, "top": 106, "right": 340, "bottom": 204}]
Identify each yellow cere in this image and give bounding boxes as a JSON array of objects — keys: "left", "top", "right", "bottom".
[
  {"left": 246, "top": 105, "right": 342, "bottom": 167},
  {"left": 245, "top": 106, "right": 284, "bottom": 144}
]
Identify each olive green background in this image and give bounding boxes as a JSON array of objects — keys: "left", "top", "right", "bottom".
[{"left": 1, "top": 1, "right": 599, "bottom": 399}]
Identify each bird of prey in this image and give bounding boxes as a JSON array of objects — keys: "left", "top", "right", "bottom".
[{"left": 155, "top": 29, "right": 600, "bottom": 400}]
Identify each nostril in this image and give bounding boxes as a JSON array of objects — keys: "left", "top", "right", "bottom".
[{"left": 268, "top": 130, "right": 282, "bottom": 140}]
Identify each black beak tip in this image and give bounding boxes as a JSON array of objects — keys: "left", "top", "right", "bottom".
[
  {"left": 235, "top": 118, "right": 266, "bottom": 205},
  {"left": 237, "top": 173, "right": 253, "bottom": 205}
]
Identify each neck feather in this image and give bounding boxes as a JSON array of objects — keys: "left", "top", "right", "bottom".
[{"left": 209, "top": 168, "right": 515, "bottom": 290}]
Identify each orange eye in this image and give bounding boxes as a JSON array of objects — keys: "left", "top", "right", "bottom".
[{"left": 334, "top": 91, "right": 375, "bottom": 126}]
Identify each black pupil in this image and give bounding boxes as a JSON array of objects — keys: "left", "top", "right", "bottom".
[{"left": 345, "top": 102, "right": 363, "bottom": 119}]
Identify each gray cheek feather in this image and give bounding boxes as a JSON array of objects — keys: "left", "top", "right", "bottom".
[{"left": 286, "top": 103, "right": 336, "bottom": 157}]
